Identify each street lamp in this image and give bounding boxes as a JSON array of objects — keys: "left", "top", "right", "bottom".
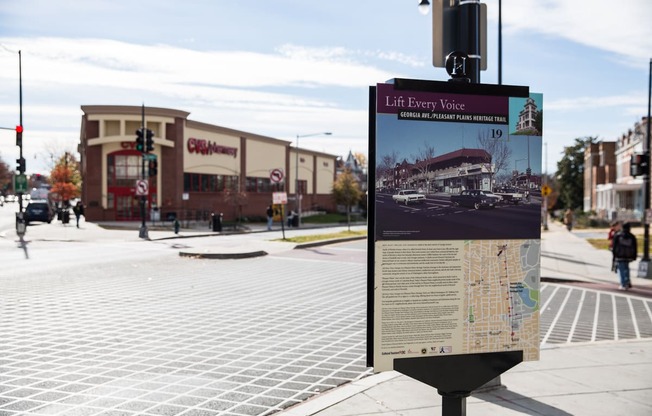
[
  {"left": 418, "top": 0, "right": 430, "bottom": 15},
  {"left": 295, "top": 132, "right": 332, "bottom": 227}
]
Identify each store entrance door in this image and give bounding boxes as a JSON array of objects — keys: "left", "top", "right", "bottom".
[{"left": 116, "top": 195, "right": 141, "bottom": 220}]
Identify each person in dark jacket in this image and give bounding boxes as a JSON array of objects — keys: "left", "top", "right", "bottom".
[
  {"left": 612, "top": 222, "right": 637, "bottom": 290},
  {"left": 73, "top": 201, "right": 85, "bottom": 228},
  {"left": 266, "top": 205, "right": 274, "bottom": 231}
]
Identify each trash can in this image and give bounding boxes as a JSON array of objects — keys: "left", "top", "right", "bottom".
[
  {"left": 62, "top": 210, "right": 70, "bottom": 224},
  {"left": 211, "top": 213, "right": 222, "bottom": 232},
  {"left": 292, "top": 214, "right": 299, "bottom": 228}
]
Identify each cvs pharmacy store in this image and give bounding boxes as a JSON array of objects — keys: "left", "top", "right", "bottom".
[{"left": 79, "top": 105, "right": 337, "bottom": 222}]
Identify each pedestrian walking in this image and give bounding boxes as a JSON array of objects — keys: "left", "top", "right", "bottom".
[
  {"left": 612, "top": 222, "right": 637, "bottom": 290},
  {"left": 563, "top": 208, "right": 574, "bottom": 231},
  {"left": 266, "top": 205, "right": 274, "bottom": 231},
  {"left": 73, "top": 201, "right": 85, "bottom": 228}
]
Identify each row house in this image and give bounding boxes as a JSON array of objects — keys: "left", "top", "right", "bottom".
[{"left": 592, "top": 117, "right": 649, "bottom": 221}]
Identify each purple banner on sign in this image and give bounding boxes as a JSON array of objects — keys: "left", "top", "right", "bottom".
[{"left": 376, "top": 83, "right": 508, "bottom": 115}]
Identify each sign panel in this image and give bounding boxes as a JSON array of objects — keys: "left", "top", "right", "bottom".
[
  {"left": 272, "top": 192, "right": 287, "bottom": 205},
  {"left": 541, "top": 184, "right": 552, "bottom": 197},
  {"left": 270, "top": 168, "right": 284, "bottom": 183},
  {"left": 135, "top": 179, "right": 149, "bottom": 196},
  {"left": 14, "top": 174, "right": 28, "bottom": 193},
  {"left": 369, "top": 79, "right": 542, "bottom": 372}
]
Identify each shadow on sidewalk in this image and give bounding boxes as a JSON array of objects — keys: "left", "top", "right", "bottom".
[
  {"left": 473, "top": 389, "right": 573, "bottom": 416},
  {"left": 541, "top": 250, "right": 605, "bottom": 267}
]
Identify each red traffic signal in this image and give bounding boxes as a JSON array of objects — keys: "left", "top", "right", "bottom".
[{"left": 16, "top": 125, "right": 23, "bottom": 146}]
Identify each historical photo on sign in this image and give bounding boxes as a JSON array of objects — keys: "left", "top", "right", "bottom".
[{"left": 375, "top": 85, "right": 543, "bottom": 241}]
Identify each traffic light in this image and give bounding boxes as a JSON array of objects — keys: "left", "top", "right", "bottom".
[
  {"left": 148, "top": 160, "right": 158, "bottom": 177},
  {"left": 145, "top": 129, "right": 154, "bottom": 152},
  {"left": 15, "top": 125, "right": 23, "bottom": 147},
  {"left": 16, "top": 157, "right": 25, "bottom": 173},
  {"left": 135, "top": 129, "right": 144, "bottom": 152},
  {"left": 526, "top": 167, "right": 532, "bottom": 178},
  {"left": 630, "top": 153, "right": 649, "bottom": 177}
]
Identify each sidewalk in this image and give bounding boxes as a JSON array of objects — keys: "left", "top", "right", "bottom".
[
  {"left": 277, "top": 220, "right": 652, "bottom": 416},
  {"left": 541, "top": 220, "right": 652, "bottom": 297}
]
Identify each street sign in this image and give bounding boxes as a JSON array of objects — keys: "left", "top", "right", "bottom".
[
  {"left": 14, "top": 174, "right": 28, "bottom": 193},
  {"left": 541, "top": 184, "right": 552, "bottom": 197},
  {"left": 273, "top": 192, "right": 287, "bottom": 205},
  {"left": 135, "top": 179, "right": 149, "bottom": 196},
  {"left": 270, "top": 168, "right": 284, "bottom": 183},
  {"left": 144, "top": 154, "right": 157, "bottom": 160}
]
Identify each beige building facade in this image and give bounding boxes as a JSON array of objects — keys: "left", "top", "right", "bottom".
[{"left": 78, "top": 106, "right": 337, "bottom": 222}]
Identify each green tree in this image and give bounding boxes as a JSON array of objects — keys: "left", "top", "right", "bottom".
[
  {"left": 556, "top": 136, "right": 595, "bottom": 210},
  {"left": 332, "top": 168, "right": 363, "bottom": 231},
  {"left": 0, "top": 156, "right": 12, "bottom": 195}
]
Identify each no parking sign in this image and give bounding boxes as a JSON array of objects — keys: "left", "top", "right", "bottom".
[{"left": 135, "top": 179, "right": 149, "bottom": 196}]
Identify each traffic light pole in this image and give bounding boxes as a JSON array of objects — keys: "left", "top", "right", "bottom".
[
  {"left": 15, "top": 50, "right": 27, "bottom": 240},
  {"left": 18, "top": 50, "right": 24, "bottom": 212},
  {"left": 139, "top": 104, "right": 149, "bottom": 240},
  {"left": 641, "top": 58, "right": 652, "bottom": 278}
]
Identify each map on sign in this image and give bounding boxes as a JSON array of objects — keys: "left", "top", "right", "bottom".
[{"left": 463, "top": 239, "right": 540, "bottom": 361}]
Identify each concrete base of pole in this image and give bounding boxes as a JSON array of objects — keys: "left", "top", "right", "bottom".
[
  {"left": 139, "top": 225, "right": 149, "bottom": 240},
  {"left": 637, "top": 259, "right": 652, "bottom": 279}
]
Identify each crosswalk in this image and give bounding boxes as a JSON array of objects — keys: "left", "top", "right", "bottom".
[{"left": 540, "top": 283, "right": 652, "bottom": 344}]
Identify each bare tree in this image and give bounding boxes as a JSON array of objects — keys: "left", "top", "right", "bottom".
[
  {"left": 376, "top": 150, "right": 399, "bottom": 189},
  {"left": 477, "top": 130, "right": 511, "bottom": 189},
  {"left": 410, "top": 141, "right": 436, "bottom": 192}
]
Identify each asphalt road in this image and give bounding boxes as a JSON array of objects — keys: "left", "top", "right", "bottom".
[{"left": 375, "top": 192, "right": 541, "bottom": 240}]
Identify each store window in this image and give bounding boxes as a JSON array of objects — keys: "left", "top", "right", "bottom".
[
  {"left": 108, "top": 154, "right": 142, "bottom": 186},
  {"left": 183, "top": 173, "right": 240, "bottom": 192},
  {"left": 245, "top": 177, "right": 284, "bottom": 192}
]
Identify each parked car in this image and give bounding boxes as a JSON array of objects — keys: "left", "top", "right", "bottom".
[
  {"left": 24, "top": 201, "right": 54, "bottom": 225},
  {"left": 493, "top": 187, "right": 525, "bottom": 204},
  {"left": 450, "top": 190, "right": 497, "bottom": 210},
  {"left": 392, "top": 189, "right": 426, "bottom": 205},
  {"left": 477, "top": 190, "right": 503, "bottom": 203}
]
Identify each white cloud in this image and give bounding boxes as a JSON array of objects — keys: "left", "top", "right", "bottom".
[
  {"left": 546, "top": 92, "right": 647, "bottom": 111},
  {"left": 0, "top": 38, "right": 394, "bottom": 91},
  {"left": 490, "top": 0, "right": 652, "bottom": 64}
]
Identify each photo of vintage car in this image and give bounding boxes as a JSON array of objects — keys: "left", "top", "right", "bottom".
[
  {"left": 392, "top": 189, "right": 426, "bottom": 205},
  {"left": 450, "top": 190, "right": 497, "bottom": 210}
]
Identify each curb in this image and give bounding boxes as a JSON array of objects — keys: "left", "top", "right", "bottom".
[
  {"left": 179, "top": 250, "right": 268, "bottom": 259},
  {"left": 178, "top": 235, "right": 367, "bottom": 260}
]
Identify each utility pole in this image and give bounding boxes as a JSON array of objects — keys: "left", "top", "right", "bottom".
[
  {"left": 16, "top": 50, "right": 27, "bottom": 238},
  {"left": 640, "top": 58, "right": 652, "bottom": 278},
  {"left": 138, "top": 104, "right": 149, "bottom": 240}
]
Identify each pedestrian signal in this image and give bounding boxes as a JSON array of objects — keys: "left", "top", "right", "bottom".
[
  {"left": 148, "top": 160, "right": 158, "bottom": 177},
  {"left": 630, "top": 153, "right": 648, "bottom": 177}
]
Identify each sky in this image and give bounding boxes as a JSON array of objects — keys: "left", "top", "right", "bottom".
[{"left": 0, "top": 0, "right": 650, "bottom": 176}]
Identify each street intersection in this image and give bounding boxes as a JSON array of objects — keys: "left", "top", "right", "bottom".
[{"left": 1, "top": 205, "right": 652, "bottom": 415}]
